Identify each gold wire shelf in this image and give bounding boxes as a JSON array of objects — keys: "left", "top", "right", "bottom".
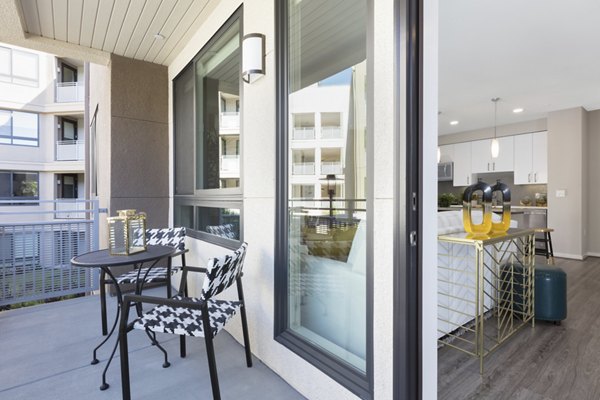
[{"left": 437, "top": 228, "right": 535, "bottom": 374}]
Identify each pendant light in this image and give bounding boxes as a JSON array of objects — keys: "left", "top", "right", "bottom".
[
  {"left": 437, "top": 146, "right": 441, "bottom": 163},
  {"left": 490, "top": 97, "right": 500, "bottom": 158}
]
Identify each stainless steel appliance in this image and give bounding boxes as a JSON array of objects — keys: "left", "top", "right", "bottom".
[{"left": 438, "top": 162, "right": 453, "bottom": 181}]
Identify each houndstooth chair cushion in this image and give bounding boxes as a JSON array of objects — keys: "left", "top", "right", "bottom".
[
  {"left": 133, "top": 296, "right": 241, "bottom": 337},
  {"left": 112, "top": 227, "right": 186, "bottom": 284},
  {"left": 205, "top": 223, "right": 237, "bottom": 240},
  {"left": 115, "top": 267, "right": 170, "bottom": 284},
  {"left": 200, "top": 242, "right": 248, "bottom": 301}
]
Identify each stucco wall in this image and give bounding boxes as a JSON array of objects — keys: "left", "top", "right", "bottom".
[{"left": 165, "top": 0, "right": 425, "bottom": 398}]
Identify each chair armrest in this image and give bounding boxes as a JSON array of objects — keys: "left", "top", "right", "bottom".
[
  {"left": 123, "top": 293, "right": 205, "bottom": 311},
  {"left": 171, "top": 248, "right": 189, "bottom": 258},
  {"left": 183, "top": 266, "right": 207, "bottom": 274}
]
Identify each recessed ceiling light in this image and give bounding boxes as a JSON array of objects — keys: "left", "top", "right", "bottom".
[
  {"left": 154, "top": 33, "right": 165, "bottom": 40},
  {"left": 513, "top": 108, "right": 524, "bottom": 113},
  {"left": 450, "top": 120, "right": 459, "bottom": 125}
]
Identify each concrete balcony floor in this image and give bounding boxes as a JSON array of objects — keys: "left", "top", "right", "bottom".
[{"left": 0, "top": 288, "right": 305, "bottom": 400}]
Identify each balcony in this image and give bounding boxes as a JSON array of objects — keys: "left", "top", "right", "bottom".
[
  {"left": 56, "top": 140, "right": 85, "bottom": 161},
  {"left": 321, "top": 161, "right": 343, "bottom": 175},
  {"left": 219, "top": 112, "right": 240, "bottom": 132},
  {"left": 0, "top": 289, "right": 304, "bottom": 399},
  {"left": 321, "top": 126, "right": 342, "bottom": 139},
  {"left": 56, "top": 81, "right": 85, "bottom": 103},
  {"left": 292, "top": 127, "right": 315, "bottom": 140},
  {"left": 220, "top": 155, "right": 240, "bottom": 173},
  {"left": 292, "top": 162, "right": 315, "bottom": 175}
]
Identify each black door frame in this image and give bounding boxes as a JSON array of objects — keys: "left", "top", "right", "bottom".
[{"left": 393, "top": 0, "right": 423, "bottom": 399}]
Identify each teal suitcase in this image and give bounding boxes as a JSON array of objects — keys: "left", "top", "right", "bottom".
[{"left": 535, "top": 266, "right": 567, "bottom": 324}]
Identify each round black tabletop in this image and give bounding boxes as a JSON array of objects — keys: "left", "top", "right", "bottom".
[{"left": 71, "top": 245, "right": 175, "bottom": 268}]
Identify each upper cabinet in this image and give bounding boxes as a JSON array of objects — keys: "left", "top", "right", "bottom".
[
  {"left": 470, "top": 137, "right": 514, "bottom": 173},
  {"left": 453, "top": 142, "right": 472, "bottom": 186},
  {"left": 439, "top": 144, "right": 454, "bottom": 163},
  {"left": 514, "top": 131, "right": 547, "bottom": 184}
]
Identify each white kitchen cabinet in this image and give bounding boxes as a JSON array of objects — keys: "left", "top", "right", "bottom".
[
  {"left": 453, "top": 142, "right": 472, "bottom": 186},
  {"left": 471, "top": 137, "right": 514, "bottom": 173},
  {"left": 514, "top": 131, "right": 547, "bottom": 184},
  {"left": 439, "top": 144, "right": 454, "bottom": 163}
]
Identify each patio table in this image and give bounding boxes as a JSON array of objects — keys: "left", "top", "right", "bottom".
[{"left": 71, "top": 245, "right": 175, "bottom": 390}]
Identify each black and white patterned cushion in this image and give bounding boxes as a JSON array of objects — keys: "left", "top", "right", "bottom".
[
  {"left": 200, "top": 242, "right": 248, "bottom": 301},
  {"left": 131, "top": 243, "right": 248, "bottom": 338},
  {"left": 115, "top": 267, "right": 170, "bottom": 284},
  {"left": 112, "top": 227, "right": 186, "bottom": 284},
  {"left": 146, "top": 227, "right": 186, "bottom": 250},
  {"left": 133, "top": 296, "right": 242, "bottom": 337},
  {"left": 205, "top": 223, "right": 237, "bottom": 239}
]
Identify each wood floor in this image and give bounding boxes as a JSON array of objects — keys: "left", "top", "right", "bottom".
[{"left": 438, "top": 256, "right": 600, "bottom": 400}]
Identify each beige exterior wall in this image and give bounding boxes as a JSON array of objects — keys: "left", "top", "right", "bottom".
[{"left": 166, "top": 0, "right": 438, "bottom": 399}]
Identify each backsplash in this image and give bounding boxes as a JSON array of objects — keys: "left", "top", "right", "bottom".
[{"left": 438, "top": 172, "right": 547, "bottom": 206}]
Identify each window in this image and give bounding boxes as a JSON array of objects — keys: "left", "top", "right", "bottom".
[
  {"left": 0, "top": 109, "right": 39, "bottom": 146},
  {"left": 0, "top": 171, "right": 39, "bottom": 203},
  {"left": 60, "top": 118, "right": 78, "bottom": 141},
  {"left": 275, "top": 0, "right": 370, "bottom": 396},
  {"left": 0, "top": 46, "right": 38, "bottom": 87},
  {"left": 173, "top": 9, "right": 242, "bottom": 245}
]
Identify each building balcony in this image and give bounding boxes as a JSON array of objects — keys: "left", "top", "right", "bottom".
[
  {"left": 321, "top": 126, "right": 342, "bottom": 139},
  {"left": 219, "top": 112, "right": 240, "bottom": 132},
  {"left": 0, "top": 289, "right": 303, "bottom": 399},
  {"left": 220, "top": 155, "right": 240, "bottom": 173},
  {"left": 56, "top": 140, "right": 85, "bottom": 161},
  {"left": 292, "top": 127, "right": 315, "bottom": 140},
  {"left": 56, "top": 81, "right": 85, "bottom": 103},
  {"left": 292, "top": 162, "right": 315, "bottom": 175},
  {"left": 321, "top": 161, "right": 343, "bottom": 175}
]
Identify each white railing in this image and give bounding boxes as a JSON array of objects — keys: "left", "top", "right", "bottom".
[
  {"left": 56, "top": 81, "right": 85, "bottom": 103},
  {"left": 220, "top": 155, "right": 240, "bottom": 172},
  {"left": 0, "top": 199, "right": 101, "bottom": 306},
  {"left": 220, "top": 112, "right": 240, "bottom": 131},
  {"left": 55, "top": 199, "right": 87, "bottom": 219},
  {"left": 321, "top": 161, "right": 343, "bottom": 175},
  {"left": 292, "top": 162, "right": 315, "bottom": 175},
  {"left": 56, "top": 140, "right": 85, "bottom": 161},
  {"left": 321, "top": 126, "right": 342, "bottom": 139},
  {"left": 292, "top": 127, "right": 315, "bottom": 140}
]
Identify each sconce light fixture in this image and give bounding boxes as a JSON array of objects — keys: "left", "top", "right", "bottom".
[{"left": 242, "top": 33, "right": 265, "bottom": 83}]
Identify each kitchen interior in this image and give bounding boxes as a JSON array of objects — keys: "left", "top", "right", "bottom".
[{"left": 436, "top": 1, "right": 600, "bottom": 398}]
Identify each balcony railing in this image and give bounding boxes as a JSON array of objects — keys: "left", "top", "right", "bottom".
[
  {"left": 0, "top": 199, "right": 100, "bottom": 307},
  {"left": 321, "top": 161, "right": 343, "bottom": 175},
  {"left": 56, "top": 140, "right": 85, "bottom": 161},
  {"left": 220, "top": 155, "right": 240, "bottom": 172},
  {"left": 292, "top": 127, "right": 315, "bottom": 140},
  {"left": 321, "top": 126, "right": 342, "bottom": 139},
  {"left": 55, "top": 199, "right": 87, "bottom": 219},
  {"left": 55, "top": 81, "right": 84, "bottom": 103},
  {"left": 292, "top": 162, "right": 315, "bottom": 175},
  {"left": 220, "top": 112, "right": 240, "bottom": 131}
]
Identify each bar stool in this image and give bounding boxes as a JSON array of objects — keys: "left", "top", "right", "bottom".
[{"left": 534, "top": 228, "right": 555, "bottom": 265}]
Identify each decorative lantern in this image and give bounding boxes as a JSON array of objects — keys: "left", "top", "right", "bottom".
[{"left": 107, "top": 209, "right": 147, "bottom": 255}]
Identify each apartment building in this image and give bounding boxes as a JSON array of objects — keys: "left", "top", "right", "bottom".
[{"left": 0, "top": 43, "right": 85, "bottom": 222}]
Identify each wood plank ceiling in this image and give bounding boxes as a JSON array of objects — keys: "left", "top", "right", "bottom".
[{"left": 18, "top": 0, "right": 211, "bottom": 65}]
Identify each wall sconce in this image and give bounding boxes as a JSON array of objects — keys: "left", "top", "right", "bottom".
[{"left": 242, "top": 33, "right": 265, "bottom": 83}]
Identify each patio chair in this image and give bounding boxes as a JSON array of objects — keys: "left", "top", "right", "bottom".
[
  {"left": 99, "top": 227, "right": 187, "bottom": 335},
  {"left": 118, "top": 242, "right": 251, "bottom": 400}
]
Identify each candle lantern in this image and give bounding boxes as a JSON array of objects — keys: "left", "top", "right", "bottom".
[{"left": 107, "top": 209, "right": 147, "bottom": 255}]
